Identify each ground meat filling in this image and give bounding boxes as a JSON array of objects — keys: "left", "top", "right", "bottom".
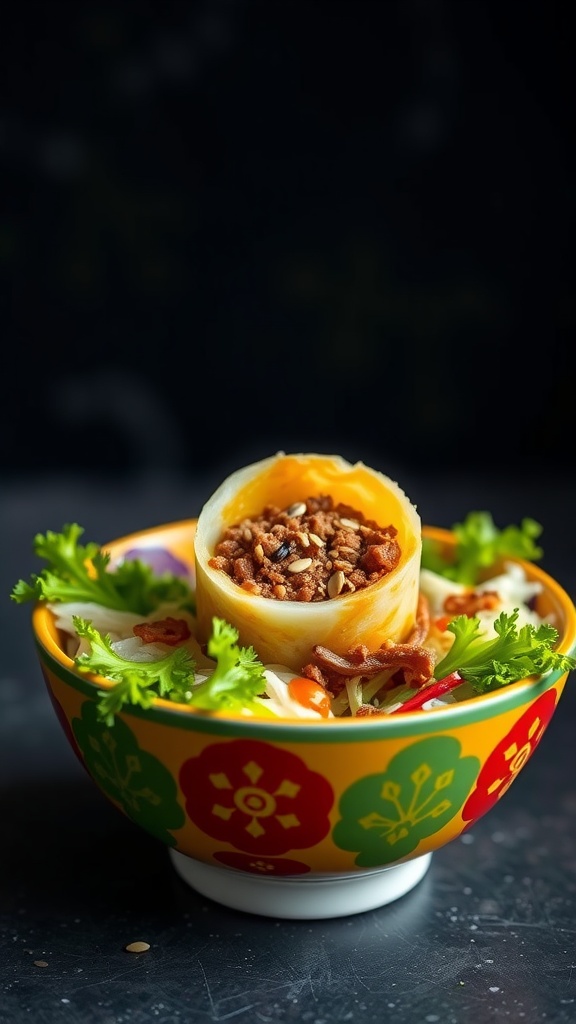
[{"left": 208, "top": 495, "right": 401, "bottom": 602}]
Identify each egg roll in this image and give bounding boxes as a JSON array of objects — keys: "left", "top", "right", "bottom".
[{"left": 194, "top": 452, "right": 421, "bottom": 672}]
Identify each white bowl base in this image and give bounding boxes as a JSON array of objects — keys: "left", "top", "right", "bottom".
[{"left": 169, "top": 850, "right": 433, "bottom": 919}]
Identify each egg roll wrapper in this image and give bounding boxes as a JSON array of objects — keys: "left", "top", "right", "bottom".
[{"left": 194, "top": 453, "right": 422, "bottom": 672}]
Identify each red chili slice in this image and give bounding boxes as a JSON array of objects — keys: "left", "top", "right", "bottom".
[{"left": 389, "top": 672, "right": 463, "bottom": 713}]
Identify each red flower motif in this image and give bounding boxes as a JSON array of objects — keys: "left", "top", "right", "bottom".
[
  {"left": 180, "top": 739, "right": 333, "bottom": 855},
  {"left": 213, "top": 851, "right": 311, "bottom": 875},
  {"left": 462, "top": 690, "right": 558, "bottom": 823}
]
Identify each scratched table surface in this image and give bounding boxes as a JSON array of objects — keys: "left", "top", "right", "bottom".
[{"left": 1, "top": 469, "right": 575, "bottom": 1024}]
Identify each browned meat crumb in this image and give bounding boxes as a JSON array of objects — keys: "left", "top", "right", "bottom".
[
  {"left": 133, "top": 617, "right": 191, "bottom": 646},
  {"left": 443, "top": 590, "right": 500, "bottom": 618},
  {"left": 208, "top": 495, "right": 401, "bottom": 602}
]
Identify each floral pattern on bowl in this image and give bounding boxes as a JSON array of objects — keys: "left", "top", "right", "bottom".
[{"left": 30, "top": 517, "right": 576, "bottom": 917}]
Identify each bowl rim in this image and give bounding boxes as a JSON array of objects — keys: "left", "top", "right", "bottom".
[{"left": 31, "top": 518, "right": 576, "bottom": 736}]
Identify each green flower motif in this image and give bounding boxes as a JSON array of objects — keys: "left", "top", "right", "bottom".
[
  {"left": 333, "top": 736, "right": 480, "bottom": 866},
  {"left": 73, "top": 702, "right": 185, "bottom": 846}
]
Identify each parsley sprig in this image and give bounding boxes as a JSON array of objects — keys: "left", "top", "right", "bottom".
[
  {"left": 185, "top": 617, "right": 268, "bottom": 712},
  {"left": 10, "top": 523, "right": 192, "bottom": 615},
  {"left": 75, "top": 615, "right": 270, "bottom": 725},
  {"left": 435, "top": 610, "right": 576, "bottom": 693},
  {"left": 10, "top": 524, "right": 270, "bottom": 724},
  {"left": 421, "top": 511, "right": 543, "bottom": 585},
  {"left": 74, "top": 617, "right": 196, "bottom": 724}
]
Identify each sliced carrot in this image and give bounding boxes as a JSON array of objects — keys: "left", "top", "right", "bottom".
[
  {"left": 434, "top": 615, "right": 452, "bottom": 632},
  {"left": 288, "top": 676, "right": 332, "bottom": 717}
]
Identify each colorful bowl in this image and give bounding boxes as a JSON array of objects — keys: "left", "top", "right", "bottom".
[{"left": 32, "top": 519, "right": 576, "bottom": 919}]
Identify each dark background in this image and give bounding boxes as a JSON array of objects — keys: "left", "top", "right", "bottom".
[
  {"left": 0, "top": 0, "right": 574, "bottom": 485},
  {"left": 2, "top": 10, "right": 576, "bottom": 1018}
]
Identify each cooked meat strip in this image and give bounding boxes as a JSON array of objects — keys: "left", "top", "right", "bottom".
[
  {"left": 299, "top": 594, "right": 434, "bottom": 697},
  {"left": 310, "top": 641, "right": 436, "bottom": 688}
]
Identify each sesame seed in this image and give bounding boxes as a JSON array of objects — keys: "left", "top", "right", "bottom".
[
  {"left": 297, "top": 531, "right": 310, "bottom": 547},
  {"left": 339, "top": 517, "right": 360, "bottom": 530},
  {"left": 125, "top": 941, "right": 150, "bottom": 954},
  {"left": 308, "top": 533, "right": 325, "bottom": 547},
  {"left": 327, "top": 570, "right": 345, "bottom": 597},
  {"left": 273, "top": 584, "right": 286, "bottom": 598},
  {"left": 287, "top": 557, "right": 313, "bottom": 573},
  {"left": 243, "top": 528, "right": 252, "bottom": 542},
  {"left": 286, "top": 502, "right": 307, "bottom": 517},
  {"left": 254, "top": 543, "right": 264, "bottom": 563}
]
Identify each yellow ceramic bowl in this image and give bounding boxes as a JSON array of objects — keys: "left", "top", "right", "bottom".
[{"left": 32, "top": 520, "right": 576, "bottom": 919}]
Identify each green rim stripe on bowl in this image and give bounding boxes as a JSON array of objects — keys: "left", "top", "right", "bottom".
[{"left": 35, "top": 636, "right": 568, "bottom": 743}]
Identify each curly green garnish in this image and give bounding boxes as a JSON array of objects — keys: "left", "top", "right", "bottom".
[
  {"left": 421, "top": 511, "right": 544, "bottom": 585},
  {"left": 10, "top": 523, "right": 192, "bottom": 615},
  {"left": 435, "top": 609, "right": 576, "bottom": 693}
]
